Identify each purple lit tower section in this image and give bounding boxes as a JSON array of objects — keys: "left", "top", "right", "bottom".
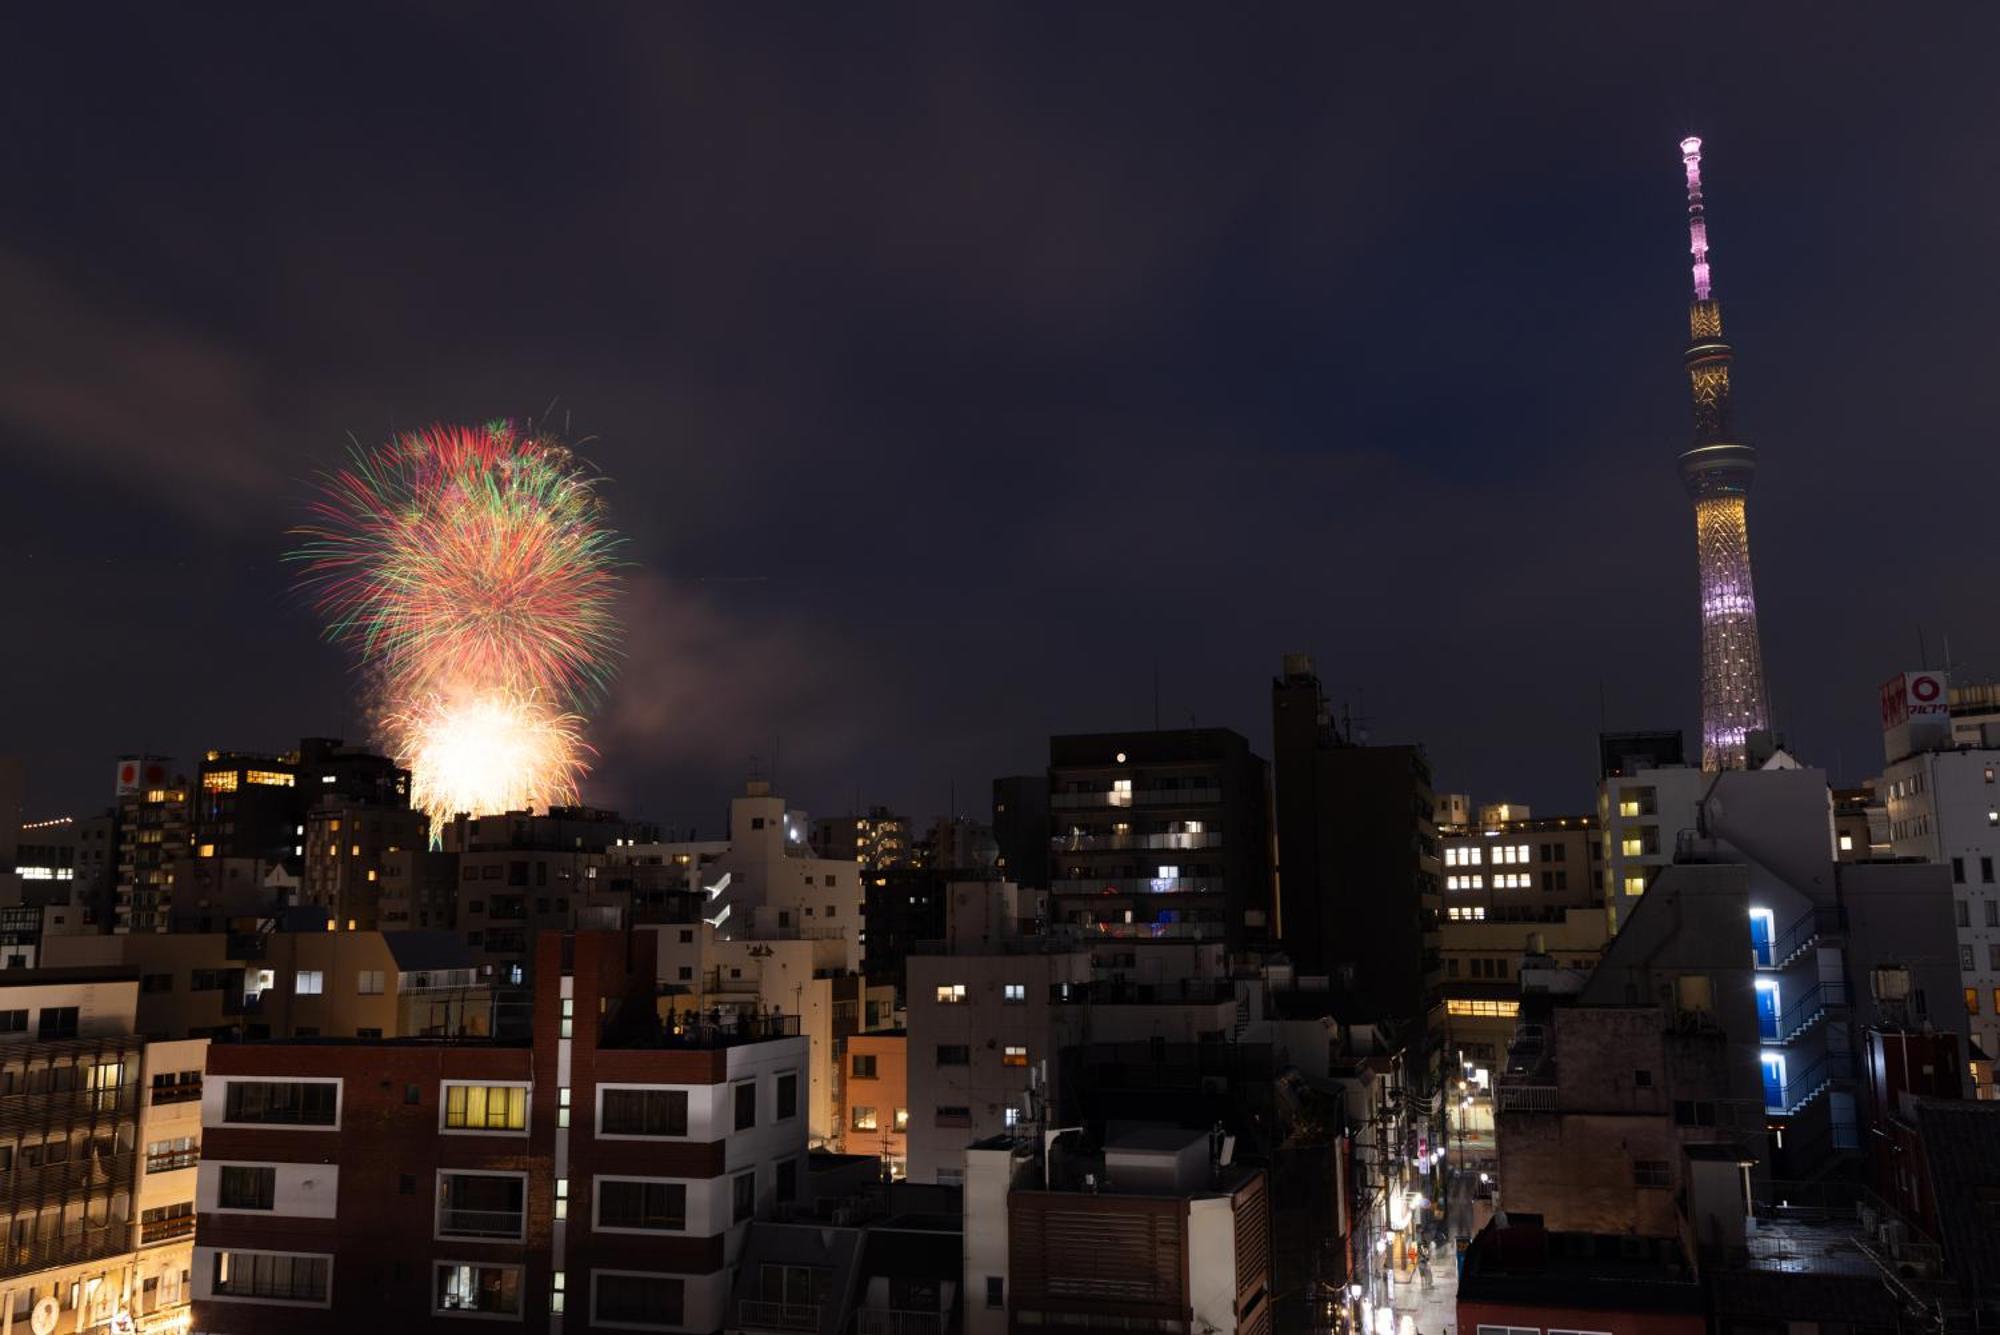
[{"left": 1676, "top": 136, "right": 1770, "bottom": 771}]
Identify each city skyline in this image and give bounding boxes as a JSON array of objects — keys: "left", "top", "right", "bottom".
[{"left": 6, "top": 7, "right": 1999, "bottom": 826}]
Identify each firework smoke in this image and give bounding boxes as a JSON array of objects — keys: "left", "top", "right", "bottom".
[{"left": 293, "top": 422, "right": 621, "bottom": 826}]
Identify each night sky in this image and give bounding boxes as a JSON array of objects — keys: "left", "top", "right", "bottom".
[{"left": 5, "top": 6, "right": 1998, "bottom": 830}]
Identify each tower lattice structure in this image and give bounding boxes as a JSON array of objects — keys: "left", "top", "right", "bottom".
[{"left": 1676, "top": 136, "right": 1770, "bottom": 772}]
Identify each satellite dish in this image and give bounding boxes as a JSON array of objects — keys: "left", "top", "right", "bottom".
[{"left": 31, "top": 1297, "right": 59, "bottom": 1335}]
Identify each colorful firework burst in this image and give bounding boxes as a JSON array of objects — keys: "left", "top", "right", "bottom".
[{"left": 293, "top": 421, "right": 622, "bottom": 826}]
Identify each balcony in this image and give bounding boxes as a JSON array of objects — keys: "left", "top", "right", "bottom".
[
  {"left": 1052, "top": 832, "right": 1220, "bottom": 852},
  {"left": 0, "top": 1152, "right": 137, "bottom": 1202},
  {"left": 1053, "top": 786, "right": 1223, "bottom": 810},
  {"left": 1495, "top": 1083, "right": 1558, "bottom": 1113},
  {"left": 140, "top": 1214, "right": 197, "bottom": 1245},
  {"left": 151, "top": 1082, "right": 202, "bottom": 1106},
  {"left": 145, "top": 1149, "right": 200, "bottom": 1174},
  {"left": 0, "top": 1226, "right": 130, "bottom": 1278},
  {"left": 437, "top": 1207, "right": 526, "bottom": 1240},
  {"left": 736, "top": 1300, "right": 821, "bottom": 1332},
  {"left": 858, "top": 1310, "right": 942, "bottom": 1335},
  {"left": 1051, "top": 877, "right": 1223, "bottom": 897}
]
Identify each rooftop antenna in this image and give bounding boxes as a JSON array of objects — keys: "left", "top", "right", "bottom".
[{"left": 1680, "top": 136, "right": 1712, "bottom": 301}]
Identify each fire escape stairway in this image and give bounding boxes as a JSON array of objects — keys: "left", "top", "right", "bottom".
[{"left": 1774, "top": 979, "right": 1850, "bottom": 1045}]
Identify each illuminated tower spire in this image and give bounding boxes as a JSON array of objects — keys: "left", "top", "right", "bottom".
[{"left": 1676, "top": 136, "right": 1770, "bottom": 771}]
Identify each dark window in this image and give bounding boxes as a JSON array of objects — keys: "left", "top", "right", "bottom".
[
  {"left": 218, "top": 1165, "right": 277, "bottom": 1210},
  {"left": 1634, "top": 1160, "right": 1671, "bottom": 1188},
  {"left": 480, "top": 865, "right": 499, "bottom": 881},
  {"left": 1952, "top": 857, "right": 1966, "bottom": 883},
  {"left": 1633, "top": 1070, "right": 1653, "bottom": 1088},
  {"left": 596, "top": 1274, "right": 683, "bottom": 1326},
  {"left": 987, "top": 1277, "right": 1004, "bottom": 1309},
  {"left": 776, "top": 1072, "right": 799, "bottom": 1121},
  {"left": 735, "top": 1081, "right": 757, "bottom": 1130},
  {"left": 37, "top": 1007, "right": 78, "bottom": 1040},
  {"left": 936, "top": 1045, "right": 970, "bottom": 1066},
  {"left": 1985, "top": 857, "right": 1996, "bottom": 884},
  {"left": 598, "top": 1179, "right": 687, "bottom": 1231},
  {"left": 775, "top": 1158, "right": 798, "bottom": 1204},
  {"left": 750, "top": 817, "right": 766, "bottom": 830},
  {"left": 400, "top": 1173, "right": 417, "bottom": 1194},
  {"left": 212, "top": 1251, "right": 330, "bottom": 1303},
  {"left": 936, "top": 1106, "right": 972, "bottom": 1126},
  {"left": 437, "top": 1173, "right": 525, "bottom": 1239},
  {"left": 733, "top": 1171, "right": 756, "bottom": 1222},
  {"left": 1446, "top": 959, "right": 1458, "bottom": 977},
  {"left": 601, "top": 1089, "right": 689, "bottom": 1137},
  {"left": 0, "top": 1011, "right": 25, "bottom": 1034},
  {"left": 852, "top": 1054, "right": 878, "bottom": 1079},
  {"left": 224, "top": 1081, "right": 337, "bottom": 1127},
  {"left": 141, "top": 974, "right": 174, "bottom": 993}
]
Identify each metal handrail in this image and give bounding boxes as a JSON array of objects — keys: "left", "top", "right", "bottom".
[
  {"left": 737, "top": 1300, "right": 821, "bottom": 1332},
  {"left": 1773, "top": 979, "right": 1851, "bottom": 1041},
  {"left": 436, "top": 1207, "right": 525, "bottom": 1239}
]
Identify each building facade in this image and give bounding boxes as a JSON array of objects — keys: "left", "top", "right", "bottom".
[
  {"left": 1047, "top": 729, "right": 1274, "bottom": 950},
  {"left": 190, "top": 931, "right": 809, "bottom": 1333}
]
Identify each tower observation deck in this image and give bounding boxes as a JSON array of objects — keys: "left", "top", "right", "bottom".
[{"left": 1676, "top": 136, "right": 1770, "bottom": 772}]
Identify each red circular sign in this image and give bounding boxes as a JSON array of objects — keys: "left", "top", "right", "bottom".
[{"left": 1912, "top": 675, "right": 1942, "bottom": 703}]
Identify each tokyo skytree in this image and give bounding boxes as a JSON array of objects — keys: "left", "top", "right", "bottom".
[{"left": 1676, "top": 136, "right": 1771, "bottom": 772}]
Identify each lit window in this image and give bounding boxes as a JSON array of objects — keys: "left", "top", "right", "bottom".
[
  {"left": 936, "top": 984, "right": 967, "bottom": 1005},
  {"left": 294, "top": 971, "right": 323, "bottom": 996},
  {"left": 442, "top": 1079, "right": 528, "bottom": 1135},
  {"left": 245, "top": 770, "right": 295, "bottom": 788},
  {"left": 852, "top": 1106, "right": 878, "bottom": 1131},
  {"left": 1467, "top": 847, "right": 1482, "bottom": 865},
  {"left": 202, "top": 772, "right": 238, "bottom": 793},
  {"left": 197, "top": 844, "right": 215, "bottom": 859},
  {"left": 1003, "top": 984, "right": 1026, "bottom": 1003},
  {"left": 1004, "top": 1107, "right": 1021, "bottom": 1128},
  {"left": 1002, "top": 1046, "right": 1028, "bottom": 1068},
  {"left": 1838, "top": 834, "right": 1853, "bottom": 851},
  {"left": 1624, "top": 872, "right": 1647, "bottom": 895},
  {"left": 356, "top": 970, "right": 384, "bottom": 995},
  {"left": 1446, "top": 999, "right": 1520, "bottom": 1018}
]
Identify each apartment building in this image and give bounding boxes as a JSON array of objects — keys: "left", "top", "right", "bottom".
[
  {"left": 1048, "top": 729, "right": 1275, "bottom": 950},
  {"left": 190, "top": 930, "right": 809, "bottom": 1333},
  {"left": 964, "top": 1128, "right": 1272, "bottom": 1335},
  {"left": 1877, "top": 670, "right": 2000, "bottom": 1090},
  {"left": 299, "top": 801, "right": 428, "bottom": 932},
  {"left": 0, "top": 967, "right": 203, "bottom": 1335},
  {"left": 841, "top": 1033, "right": 909, "bottom": 1178},
  {"left": 615, "top": 784, "right": 864, "bottom": 973},
  {"left": 43, "top": 930, "right": 493, "bottom": 1042}
]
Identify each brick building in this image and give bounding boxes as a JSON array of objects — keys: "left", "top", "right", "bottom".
[{"left": 190, "top": 931, "right": 808, "bottom": 1333}]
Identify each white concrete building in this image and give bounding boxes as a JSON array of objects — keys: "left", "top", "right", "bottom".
[
  {"left": 1878, "top": 671, "right": 2000, "bottom": 1090},
  {"left": 1598, "top": 763, "right": 1711, "bottom": 927},
  {"left": 615, "top": 782, "right": 865, "bottom": 974}
]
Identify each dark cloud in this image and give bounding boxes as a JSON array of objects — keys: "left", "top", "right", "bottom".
[
  {"left": 0, "top": 250, "right": 288, "bottom": 525},
  {"left": 4, "top": 4, "right": 2000, "bottom": 826}
]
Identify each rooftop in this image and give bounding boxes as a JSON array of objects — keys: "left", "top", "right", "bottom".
[{"left": 1457, "top": 1216, "right": 1703, "bottom": 1313}]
